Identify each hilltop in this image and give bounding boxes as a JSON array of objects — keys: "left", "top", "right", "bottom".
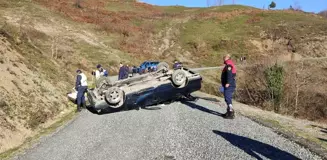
[{"left": 0, "top": 0, "right": 326, "bottom": 155}]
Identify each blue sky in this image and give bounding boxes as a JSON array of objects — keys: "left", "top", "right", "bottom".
[{"left": 140, "top": 0, "right": 327, "bottom": 13}]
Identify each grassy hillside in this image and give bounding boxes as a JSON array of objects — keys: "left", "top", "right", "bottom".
[{"left": 0, "top": 0, "right": 327, "bottom": 155}]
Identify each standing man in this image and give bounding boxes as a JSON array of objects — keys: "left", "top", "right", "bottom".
[
  {"left": 173, "top": 60, "right": 182, "bottom": 69},
  {"left": 75, "top": 69, "right": 88, "bottom": 112},
  {"left": 124, "top": 64, "right": 130, "bottom": 79},
  {"left": 173, "top": 60, "right": 179, "bottom": 69},
  {"left": 118, "top": 62, "right": 127, "bottom": 80},
  {"left": 96, "top": 64, "right": 108, "bottom": 78},
  {"left": 221, "top": 54, "right": 237, "bottom": 119},
  {"left": 93, "top": 64, "right": 108, "bottom": 80}
]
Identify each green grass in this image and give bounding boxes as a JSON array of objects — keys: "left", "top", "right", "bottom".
[
  {"left": 176, "top": 6, "right": 327, "bottom": 65},
  {"left": 179, "top": 15, "right": 254, "bottom": 65}
]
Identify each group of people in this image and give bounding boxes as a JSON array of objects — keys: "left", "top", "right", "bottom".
[
  {"left": 74, "top": 64, "right": 109, "bottom": 112},
  {"left": 73, "top": 56, "right": 238, "bottom": 119},
  {"left": 74, "top": 62, "right": 133, "bottom": 112}
]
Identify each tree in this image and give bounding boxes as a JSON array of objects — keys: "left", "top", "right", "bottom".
[
  {"left": 268, "top": 1, "right": 276, "bottom": 9},
  {"left": 293, "top": 62, "right": 310, "bottom": 116},
  {"left": 264, "top": 63, "right": 284, "bottom": 113}
]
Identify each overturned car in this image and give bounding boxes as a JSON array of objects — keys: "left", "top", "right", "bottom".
[{"left": 86, "top": 62, "right": 202, "bottom": 113}]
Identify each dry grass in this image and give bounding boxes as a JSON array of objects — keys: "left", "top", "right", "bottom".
[{"left": 33, "top": 0, "right": 172, "bottom": 60}]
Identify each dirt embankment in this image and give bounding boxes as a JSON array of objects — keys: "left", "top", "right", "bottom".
[
  {"left": 0, "top": 1, "right": 128, "bottom": 154},
  {"left": 0, "top": 33, "right": 73, "bottom": 153}
]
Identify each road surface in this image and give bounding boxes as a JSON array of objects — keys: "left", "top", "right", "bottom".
[{"left": 12, "top": 96, "right": 322, "bottom": 160}]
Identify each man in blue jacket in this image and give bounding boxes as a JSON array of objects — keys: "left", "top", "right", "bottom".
[
  {"left": 118, "top": 63, "right": 128, "bottom": 80},
  {"left": 75, "top": 69, "right": 88, "bottom": 112}
]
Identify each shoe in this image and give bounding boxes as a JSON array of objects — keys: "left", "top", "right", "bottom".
[
  {"left": 76, "top": 105, "right": 82, "bottom": 112},
  {"left": 229, "top": 110, "right": 235, "bottom": 119},
  {"left": 223, "top": 110, "right": 235, "bottom": 119},
  {"left": 82, "top": 103, "right": 87, "bottom": 109}
]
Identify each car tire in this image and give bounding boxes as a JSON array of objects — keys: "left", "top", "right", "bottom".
[
  {"left": 105, "top": 87, "right": 125, "bottom": 108},
  {"left": 157, "top": 62, "right": 169, "bottom": 71},
  {"left": 172, "top": 69, "right": 187, "bottom": 87}
]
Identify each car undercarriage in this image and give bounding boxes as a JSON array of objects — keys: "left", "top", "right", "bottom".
[{"left": 86, "top": 62, "right": 202, "bottom": 113}]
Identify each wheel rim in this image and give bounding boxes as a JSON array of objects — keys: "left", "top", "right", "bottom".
[
  {"left": 175, "top": 72, "right": 185, "bottom": 83},
  {"left": 108, "top": 89, "right": 121, "bottom": 104}
]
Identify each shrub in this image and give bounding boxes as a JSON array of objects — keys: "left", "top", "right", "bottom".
[
  {"left": 264, "top": 63, "right": 284, "bottom": 112},
  {"left": 269, "top": 1, "right": 276, "bottom": 9}
]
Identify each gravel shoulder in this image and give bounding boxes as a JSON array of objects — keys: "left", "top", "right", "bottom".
[{"left": 11, "top": 91, "right": 323, "bottom": 160}]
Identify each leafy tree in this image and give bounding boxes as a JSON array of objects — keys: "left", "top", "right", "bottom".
[
  {"left": 264, "top": 63, "right": 284, "bottom": 113},
  {"left": 269, "top": 1, "right": 276, "bottom": 9}
]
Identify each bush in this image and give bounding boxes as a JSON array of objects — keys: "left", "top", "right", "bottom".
[
  {"left": 264, "top": 63, "right": 284, "bottom": 112},
  {"left": 269, "top": 1, "right": 276, "bottom": 9}
]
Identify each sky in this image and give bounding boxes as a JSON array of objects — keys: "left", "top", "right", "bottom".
[{"left": 140, "top": 0, "right": 327, "bottom": 13}]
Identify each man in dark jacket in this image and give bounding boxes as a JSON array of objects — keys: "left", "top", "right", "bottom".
[
  {"left": 118, "top": 62, "right": 129, "bottom": 80},
  {"left": 220, "top": 54, "right": 236, "bottom": 119},
  {"left": 173, "top": 60, "right": 182, "bottom": 69},
  {"left": 118, "top": 63, "right": 124, "bottom": 80}
]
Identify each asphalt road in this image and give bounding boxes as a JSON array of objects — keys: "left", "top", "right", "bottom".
[{"left": 12, "top": 96, "right": 322, "bottom": 160}]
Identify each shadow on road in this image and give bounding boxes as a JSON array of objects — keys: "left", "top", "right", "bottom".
[
  {"left": 318, "top": 138, "right": 327, "bottom": 142},
  {"left": 86, "top": 106, "right": 119, "bottom": 115},
  {"left": 86, "top": 105, "right": 161, "bottom": 115},
  {"left": 213, "top": 130, "right": 301, "bottom": 160},
  {"left": 311, "top": 125, "right": 327, "bottom": 134},
  {"left": 194, "top": 96, "right": 221, "bottom": 103},
  {"left": 181, "top": 101, "right": 224, "bottom": 117}
]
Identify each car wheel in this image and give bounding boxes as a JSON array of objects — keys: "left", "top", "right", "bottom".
[
  {"left": 157, "top": 62, "right": 169, "bottom": 71},
  {"left": 105, "top": 87, "right": 125, "bottom": 108},
  {"left": 172, "top": 70, "right": 187, "bottom": 87}
]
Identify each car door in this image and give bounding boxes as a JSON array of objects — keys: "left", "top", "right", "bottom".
[
  {"left": 154, "top": 83, "right": 179, "bottom": 104},
  {"left": 133, "top": 87, "right": 156, "bottom": 107}
]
